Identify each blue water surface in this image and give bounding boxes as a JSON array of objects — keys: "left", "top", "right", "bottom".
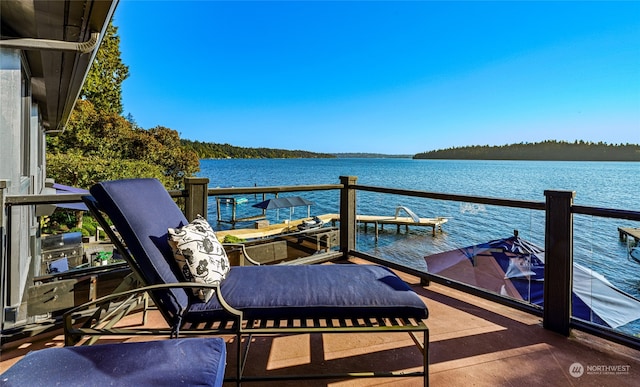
[{"left": 198, "top": 158, "right": 640, "bottom": 333}]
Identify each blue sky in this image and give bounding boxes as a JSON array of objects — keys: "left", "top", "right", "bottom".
[{"left": 115, "top": 1, "right": 640, "bottom": 154}]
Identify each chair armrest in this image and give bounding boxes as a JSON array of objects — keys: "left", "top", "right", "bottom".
[{"left": 223, "top": 243, "right": 261, "bottom": 266}]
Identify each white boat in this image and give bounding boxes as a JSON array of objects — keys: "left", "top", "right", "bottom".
[
  {"left": 297, "top": 216, "right": 324, "bottom": 231},
  {"left": 219, "top": 197, "right": 248, "bottom": 204}
]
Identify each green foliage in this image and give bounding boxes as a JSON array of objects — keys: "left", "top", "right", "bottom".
[
  {"left": 47, "top": 152, "right": 169, "bottom": 188},
  {"left": 47, "top": 100, "right": 200, "bottom": 189},
  {"left": 414, "top": 140, "right": 640, "bottom": 161},
  {"left": 81, "top": 22, "right": 129, "bottom": 115},
  {"left": 80, "top": 215, "right": 108, "bottom": 239},
  {"left": 181, "top": 139, "right": 336, "bottom": 159},
  {"left": 223, "top": 235, "right": 246, "bottom": 243},
  {"left": 69, "top": 227, "right": 84, "bottom": 234},
  {"left": 42, "top": 213, "right": 106, "bottom": 239},
  {"left": 82, "top": 222, "right": 97, "bottom": 238},
  {"left": 41, "top": 211, "right": 74, "bottom": 234}
]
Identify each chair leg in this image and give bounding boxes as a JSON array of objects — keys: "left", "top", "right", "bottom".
[
  {"left": 409, "top": 329, "right": 429, "bottom": 387},
  {"left": 236, "top": 332, "right": 241, "bottom": 386},
  {"left": 241, "top": 334, "right": 252, "bottom": 378},
  {"left": 235, "top": 333, "right": 253, "bottom": 386},
  {"left": 142, "top": 293, "right": 149, "bottom": 325}
]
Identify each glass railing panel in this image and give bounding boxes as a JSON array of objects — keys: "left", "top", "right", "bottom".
[
  {"left": 574, "top": 214, "right": 640, "bottom": 337},
  {"left": 206, "top": 189, "right": 341, "bottom": 263},
  {"left": 355, "top": 191, "right": 545, "bottom": 308},
  {"left": 39, "top": 207, "right": 126, "bottom": 273},
  {"left": 207, "top": 189, "right": 340, "bottom": 231}
]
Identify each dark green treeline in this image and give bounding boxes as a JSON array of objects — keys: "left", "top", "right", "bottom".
[{"left": 414, "top": 141, "right": 640, "bottom": 161}]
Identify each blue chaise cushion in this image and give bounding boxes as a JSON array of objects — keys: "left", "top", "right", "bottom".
[
  {"left": 89, "top": 179, "right": 192, "bottom": 321},
  {"left": 0, "top": 338, "right": 226, "bottom": 387},
  {"left": 187, "top": 264, "right": 428, "bottom": 321}
]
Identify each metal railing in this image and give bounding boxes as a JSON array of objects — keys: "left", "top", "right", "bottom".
[
  {"left": 200, "top": 176, "right": 640, "bottom": 349},
  {"left": 2, "top": 176, "right": 639, "bottom": 349}
]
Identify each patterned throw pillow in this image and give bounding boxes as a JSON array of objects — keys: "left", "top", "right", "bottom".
[{"left": 168, "top": 215, "right": 230, "bottom": 302}]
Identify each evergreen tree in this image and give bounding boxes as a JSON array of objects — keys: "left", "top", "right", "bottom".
[
  {"left": 47, "top": 19, "right": 200, "bottom": 191},
  {"left": 80, "top": 21, "right": 129, "bottom": 114}
]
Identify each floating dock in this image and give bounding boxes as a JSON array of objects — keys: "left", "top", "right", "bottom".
[
  {"left": 216, "top": 212, "right": 447, "bottom": 241},
  {"left": 619, "top": 227, "right": 640, "bottom": 245},
  {"left": 355, "top": 214, "right": 448, "bottom": 238},
  {"left": 326, "top": 206, "right": 447, "bottom": 238}
]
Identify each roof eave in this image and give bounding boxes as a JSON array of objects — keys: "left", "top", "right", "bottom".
[{"left": 0, "top": 0, "right": 119, "bottom": 132}]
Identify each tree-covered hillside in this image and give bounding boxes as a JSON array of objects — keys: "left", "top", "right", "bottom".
[
  {"left": 47, "top": 22, "right": 200, "bottom": 190},
  {"left": 414, "top": 141, "right": 640, "bottom": 161},
  {"left": 181, "top": 139, "right": 336, "bottom": 159}
]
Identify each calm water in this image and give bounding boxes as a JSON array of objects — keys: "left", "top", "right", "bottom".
[{"left": 199, "top": 158, "right": 640, "bottom": 331}]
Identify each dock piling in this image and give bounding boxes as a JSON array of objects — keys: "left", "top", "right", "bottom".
[{"left": 619, "top": 227, "right": 640, "bottom": 245}]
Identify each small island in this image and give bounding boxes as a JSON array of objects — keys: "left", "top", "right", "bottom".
[{"left": 413, "top": 140, "right": 640, "bottom": 161}]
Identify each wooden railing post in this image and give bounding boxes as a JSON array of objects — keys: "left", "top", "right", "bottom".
[
  {"left": 543, "top": 190, "right": 575, "bottom": 336},
  {"left": 339, "top": 176, "right": 357, "bottom": 258},
  {"left": 184, "top": 177, "right": 209, "bottom": 222}
]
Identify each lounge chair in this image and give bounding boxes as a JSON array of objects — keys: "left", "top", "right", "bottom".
[
  {"left": 0, "top": 337, "right": 226, "bottom": 386},
  {"left": 64, "top": 178, "right": 429, "bottom": 385}
]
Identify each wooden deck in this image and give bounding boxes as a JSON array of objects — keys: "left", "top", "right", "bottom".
[{"left": 3, "top": 259, "right": 639, "bottom": 386}]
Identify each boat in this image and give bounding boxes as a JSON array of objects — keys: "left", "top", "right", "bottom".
[
  {"left": 219, "top": 197, "right": 248, "bottom": 204},
  {"left": 297, "top": 216, "right": 325, "bottom": 231}
]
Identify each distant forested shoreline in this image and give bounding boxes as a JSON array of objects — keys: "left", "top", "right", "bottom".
[
  {"left": 181, "top": 139, "right": 336, "bottom": 159},
  {"left": 333, "top": 153, "right": 412, "bottom": 158},
  {"left": 414, "top": 141, "right": 640, "bottom": 161},
  {"left": 181, "top": 139, "right": 639, "bottom": 161}
]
